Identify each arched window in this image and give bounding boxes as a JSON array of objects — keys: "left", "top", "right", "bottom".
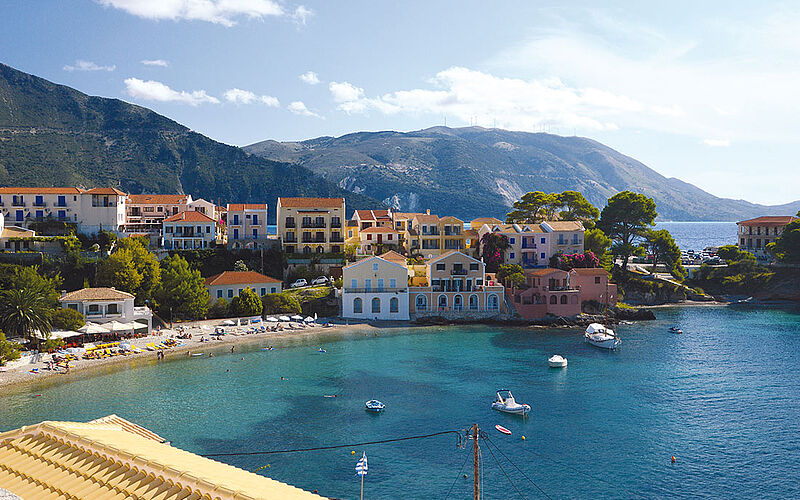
[
  {"left": 438, "top": 295, "right": 448, "bottom": 310},
  {"left": 487, "top": 294, "right": 499, "bottom": 311},
  {"left": 372, "top": 297, "right": 381, "bottom": 314},
  {"left": 561, "top": 294, "right": 568, "bottom": 304},
  {"left": 303, "top": 246, "right": 311, "bottom": 254},
  {"left": 453, "top": 294, "right": 463, "bottom": 311},
  {"left": 390, "top": 297, "right": 399, "bottom": 313},
  {"left": 416, "top": 294, "right": 427, "bottom": 311},
  {"left": 469, "top": 294, "right": 478, "bottom": 310},
  {"left": 353, "top": 298, "right": 363, "bottom": 314},
  {"left": 550, "top": 295, "right": 557, "bottom": 304},
  {"left": 316, "top": 246, "right": 324, "bottom": 253}
]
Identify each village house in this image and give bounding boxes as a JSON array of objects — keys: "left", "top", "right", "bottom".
[
  {"left": 342, "top": 254, "right": 410, "bottom": 320},
  {"left": 569, "top": 267, "right": 617, "bottom": 307},
  {"left": 205, "top": 270, "right": 282, "bottom": 301},
  {"left": 358, "top": 226, "right": 401, "bottom": 255},
  {"left": 510, "top": 268, "right": 581, "bottom": 319},
  {"left": 737, "top": 215, "right": 799, "bottom": 263},
  {"left": 477, "top": 220, "right": 585, "bottom": 269},
  {"left": 406, "top": 213, "right": 467, "bottom": 258},
  {"left": 226, "top": 203, "right": 270, "bottom": 249},
  {"left": 161, "top": 210, "right": 219, "bottom": 250},
  {"left": 409, "top": 250, "right": 505, "bottom": 318},
  {"left": 59, "top": 287, "right": 153, "bottom": 333},
  {"left": 124, "top": 194, "right": 193, "bottom": 235},
  {"left": 277, "top": 197, "right": 345, "bottom": 254},
  {"left": 353, "top": 208, "right": 393, "bottom": 230},
  {"left": 0, "top": 186, "right": 127, "bottom": 235}
]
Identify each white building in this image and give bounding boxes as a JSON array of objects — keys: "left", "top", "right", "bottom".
[
  {"left": 59, "top": 287, "right": 152, "bottom": 333},
  {"left": 342, "top": 255, "right": 410, "bottom": 320},
  {"left": 162, "top": 210, "right": 219, "bottom": 250},
  {"left": 0, "top": 187, "right": 127, "bottom": 235},
  {"left": 205, "top": 270, "right": 282, "bottom": 301}
]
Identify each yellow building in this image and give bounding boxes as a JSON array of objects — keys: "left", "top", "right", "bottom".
[
  {"left": 406, "top": 214, "right": 467, "bottom": 258},
  {"left": 277, "top": 197, "right": 345, "bottom": 254},
  {"left": 0, "top": 415, "right": 323, "bottom": 499}
]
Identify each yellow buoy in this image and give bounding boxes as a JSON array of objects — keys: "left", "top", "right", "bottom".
[
  {"left": 671, "top": 456, "right": 676, "bottom": 463},
  {"left": 351, "top": 450, "right": 356, "bottom": 455},
  {"left": 521, "top": 436, "right": 526, "bottom": 440}
]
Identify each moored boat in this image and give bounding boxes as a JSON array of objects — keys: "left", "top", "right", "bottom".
[
  {"left": 365, "top": 400, "right": 385, "bottom": 412},
  {"left": 491, "top": 390, "right": 530, "bottom": 415},
  {"left": 584, "top": 323, "right": 621, "bottom": 349},
  {"left": 548, "top": 355, "right": 568, "bottom": 368}
]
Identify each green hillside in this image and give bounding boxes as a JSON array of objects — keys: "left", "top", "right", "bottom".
[{"left": 0, "top": 63, "right": 383, "bottom": 221}]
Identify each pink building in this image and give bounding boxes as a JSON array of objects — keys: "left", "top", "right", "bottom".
[
  {"left": 569, "top": 268, "right": 617, "bottom": 307},
  {"left": 510, "top": 268, "right": 581, "bottom": 319}
]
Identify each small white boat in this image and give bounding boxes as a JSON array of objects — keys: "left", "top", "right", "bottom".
[
  {"left": 584, "top": 323, "right": 621, "bottom": 349},
  {"left": 365, "top": 400, "right": 385, "bottom": 412},
  {"left": 548, "top": 355, "right": 568, "bottom": 368},
  {"left": 491, "top": 390, "right": 530, "bottom": 415}
]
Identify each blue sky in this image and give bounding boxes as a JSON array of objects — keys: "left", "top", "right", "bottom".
[{"left": 1, "top": 1, "right": 798, "bottom": 206}]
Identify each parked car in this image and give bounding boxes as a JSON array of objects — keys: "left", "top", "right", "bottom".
[
  {"left": 311, "top": 276, "right": 329, "bottom": 286},
  {"left": 290, "top": 279, "right": 308, "bottom": 288}
]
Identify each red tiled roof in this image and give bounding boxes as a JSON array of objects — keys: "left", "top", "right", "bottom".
[
  {"left": 0, "top": 187, "right": 82, "bottom": 194},
  {"left": 163, "top": 210, "right": 216, "bottom": 223},
  {"left": 355, "top": 209, "right": 392, "bottom": 221},
  {"left": 88, "top": 415, "right": 166, "bottom": 443},
  {"left": 205, "top": 271, "right": 281, "bottom": 286},
  {"left": 413, "top": 214, "right": 440, "bottom": 223},
  {"left": 84, "top": 187, "right": 127, "bottom": 196},
  {"left": 737, "top": 216, "right": 798, "bottom": 226},
  {"left": 60, "top": 287, "right": 135, "bottom": 301},
  {"left": 471, "top": 217, "right": 503, "bottom": 227},
  {"left": 228, "top": 203, "right": 268, "bottom": 211},
  {"left": 278, "top": 197, "right": 344, "bottom": 208},
  {"left": 360, "top": 226, "right": 398, "bottom": 233},
  {"left": 569, "top": 267, "right": 609, "bottom": 275},
  {"left": 525, "top": 267, "right": 566, "bottom": 277},
  {"left": 379, "top": 250, "right": 406, "bottom": 264},
  {"left": 128, "top": 194, "right": 189, "bottom": 204}
]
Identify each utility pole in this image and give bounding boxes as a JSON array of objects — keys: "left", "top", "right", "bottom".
[{"left": 472, "top": 423, "right": 480, "bottom": 500}]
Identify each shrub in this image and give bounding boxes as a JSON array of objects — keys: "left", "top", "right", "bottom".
[
  {"left": 0, "top": 331, "right": 21, "bottom": 365},
  {"left": 51, "top": 308, "right": 85, "bottom": 331},
  {"left": 208, "top": 298, "right": 229, "bottom": 319},
  {"left": 229, "top": 288, "right": 263, "bottom": 317},
  {"left": 261, "top": 293, "right": 302, "bottom": 315}
]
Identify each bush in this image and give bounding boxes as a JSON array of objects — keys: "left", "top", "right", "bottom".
[
  {"left": 0, "top": 331, "right": 21, "bottom": 365},
  {"left": 229, "top": 288, "right": 263, "bottom": 317},
  {"left": 333, "top": 277, "right": 343, "bottom": 289},
  {"left": 261, "top": 293, "right": 302, "bottom": 315},
  {"left": 208, "top": 298, "right": 229, "bottom": 319},
  {"left": 51, "top": 308, "right": 85, "bottom": 331}
]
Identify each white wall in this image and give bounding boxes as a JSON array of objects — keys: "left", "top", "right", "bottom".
[{"left": 341, "top": 291, "right": 409, "bottom": 320}]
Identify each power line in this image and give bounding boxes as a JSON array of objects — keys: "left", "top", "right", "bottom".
[
  {"left": 481, "top": 435, "right": 526, "bottom": 500},
  {"left": 443, "top": 448, "right": 471, "bottom": 500},
  {"left": 200, "top": 429, "right": 464, "bottom": 458},
  {"left": 484, "top": 436, "right": 552, "bottom": 500}
]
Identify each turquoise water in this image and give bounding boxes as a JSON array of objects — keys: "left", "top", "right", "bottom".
[
  {"left": 2, "top": 305, "right": 800, "bottom": 499},
  {"left": 654, "top": 222, "right": 737, "bottom": 251}
]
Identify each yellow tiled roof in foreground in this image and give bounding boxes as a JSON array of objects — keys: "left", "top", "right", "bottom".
[{"left": 0, "top": 417, "right": 323, "bottom": 500}]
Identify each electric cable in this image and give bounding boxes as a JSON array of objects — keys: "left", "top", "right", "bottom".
[
  {"left": 481, "top": 434, "right": 527, "bottom": 499},
  {"left": 443, "top": 448, "right": 472, "bottom": 500},
  {"left": 484, "top": 436, "right": 553, "bottom": 500}
]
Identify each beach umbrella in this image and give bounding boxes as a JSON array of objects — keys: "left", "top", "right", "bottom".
[
  {"left": 278, "top": 316, "right": 291, "bottom": 322},
  {"left": 291, "top": 315, "right": 304, "bottom": 321},
  {"left": 304, "top": 316, "right": 315, "bottom": 323},
  {"left": 250, "top": 317, "right": 262, "bottom": 324},
  {"left": 132, "top": 322, "right": 148, "bottom": 331},
  {"left": 78, "top": 323, "right": 110, "bottom": 334},
  {"left": 266, "top": 317, "right": 279, "bottom": 322},
  {"left": 105, "top": 321, "right": 134, "bottom": 332},
  {"left": 221, "top": 320, "right": 236, "bottom": 326}
]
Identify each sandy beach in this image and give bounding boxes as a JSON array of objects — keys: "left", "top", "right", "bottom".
[{"left": 0, "top": 318, "right": 390, "bottom": 392}]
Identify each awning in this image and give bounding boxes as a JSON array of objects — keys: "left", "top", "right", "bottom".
[{"left": 78, "top": 323, "right": 111, "bottom": 334}]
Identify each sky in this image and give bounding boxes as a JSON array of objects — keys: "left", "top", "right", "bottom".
[{"left": 1, "top": 1, "right": 799, "bottom": 206}]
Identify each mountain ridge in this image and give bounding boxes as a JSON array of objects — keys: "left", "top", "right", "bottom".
[
  {"left": 245, "top": 126, "right": 800, "bottom": 221},
  {"left": 0, "top": 63, "right": 384, "bottom": 222}
]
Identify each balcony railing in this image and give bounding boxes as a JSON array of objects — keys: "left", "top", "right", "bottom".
[
  {"left": 33, "top": 202, "right": 46, "bottom": 207},
  {"left": 285, "top": 221, "right": 296, "bottom": 228},
  {"left": 301, "top": 237, "right": 313, "bottom": 243},
  {"left": 284, "top": 237, "right": 297, "bottom": 243},
  {"left": 331, "top": 221, "right": 342, "bottom": 228},
  {"left": 330, "top": 236, "right": 344, "bottom": 243},
  {"left": 451, "top": 268, "right": 468, "bottom": 275},
  {"left": 12, "top": 201, "right": 24, "bottom": 207},
  {"left": 344, "top": 288, "right": 407, "bottom": 293}
]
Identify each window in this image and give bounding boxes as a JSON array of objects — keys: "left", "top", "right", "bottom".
[
  {"left": 67, "top": 303, "right": 78, "bottom": 311},
  {"left": 232, "top": 215, "right": 240, "bottom": 225},
  {"left": 228, "top": 289, "right": 234, "bottom": 298},
  {"left": 260, "top": 288, "right": 266, "bottom": 296},
  {"left": 595, "top": 277, "right": 601, "bottom": 284},
  {"left": 207, "top": 226, "right": 211, "bottom": 234},
  {"left": 371, "top": 297, "right": 381, "bottom": 313},
  {"left": 469, "top": 294, "right": 478, "bottom": 310},
  {"left": 217, "top": 290, "right": 223, "bottom": 298},
  {"left": 416, "top": 295, "right": 427, "bottom": 310},
  {"left": 253, "top": 215, "right": 259, "bottom": 225},
  {"left": 509, "top": 253, "right": 515, "bottom": 259},
  {"left": 509, "top": 237, "right": 515, "bottom": 244},
  {"left": 34, "top": 195, "right": 43, "bottom": 206},
  {"left": 541, "top": 238, "right": 546, "bottom": 244},
  {"left": 373, "top": 262, "right": 379, "bottom": 271},
  {"left": 57, "top": 210, "right": 66, "bottom": 220},
  {"left": 353, "top": 298, "right": 363, "bottom": 313},
  {"left": 390, "top": 278, "right": 397, "bottom": 288},
  {"left": 367, "top": 234, "right": 373, "bottom": 241},
  {"left": 541, "top": 253, "right": 545, "bottom": 259},
  {"left": 488, "top": 294, "right": 499, "bottom": 311},
  {"left": 351, "top": 278, "right": 358, "bottom": 289},
  {"left": 15, "top": 210, "right": 23, "bottom": 221},
  {"left": 390, "top": 297, "right": 399, "bottom": 313},
  {"left": 454, "top": 294, "right": 463, "bottom": 311},
  {"left": 165, "top": 226, "right": 173, "bottom": 233},
  {"left": 271, "top": 287, "right": 277, "bottom": 293},
  {"left": 388, "top": 234, "right": 393, "bottom": 241},
  {"left": 35, "top": 210, "right": 43, "bottom": 219},
  {"left": 550, "top": 295, "right": 557, "bottom": 304},
  {"left": 469, "top": 263, "right": 479, "bottom": 271},
  {"left": 438, "top": 295, "right": 448, "bottom": 309},
  {"left": 88, "top": 304, "right": 100, "bottom": 314},
  {"left": 436, "top": 263, "right": 446, "bottom": 271},
  {"left": 377, "top": 279, "right": 384, "bottom": 291},
  {"left": 365, "top": 279, "right": 372, "bottom": 291},
  {"left": 561, "top": 295, "right": 568, "bottom": 304},
  {"left": 57, "top": 195, "right": 66, "bottom": 207}
]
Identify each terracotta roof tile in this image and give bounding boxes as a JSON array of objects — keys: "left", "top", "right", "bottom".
[
  {"left": 205, "top": 271, "right": 281, "bottom": 286},
  {"left": 228, "top": 203, "right": 268, "bottom": 211},
  {"left": 0, "top": 187, "right": 82, "bottom": 194},
  {"left": 128, "top": 194, "right": 189, "bottom": 204},
  {"left": 413, "top": 214, "right": 440, "bottom": 223},
  {"left": 360, "top": 226, "right": 398, "bottom": 233},
  {"left": 737, "top": 216, "right": 798, "bottom": 226},
  {"left": 60, "top": 287, "right": 135, "bottom": 301},
  {"left": 379, "top": 250, "right": 406, "bottom": 263},
  {"left": 84, "top": 187, "right": 127, "bottom": 196},
  {"left": 278, "top": 197, "right": 344, "bottom": 208},
  {"left": 525, "top": 267, "right": 566, "bottom": 277},
  {"left": 570, "top": 267, "right": 609, "bottom": 275},
  {"left": 163, "top": 210, "right": 216, "bottom": 223},
  {"left": 543, "top": 221, "right": 584, "bottom": 231},
  {"left": 470, "top": 217, "right": 503, "bottom": 227}
]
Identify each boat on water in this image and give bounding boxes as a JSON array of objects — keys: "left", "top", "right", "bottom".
[
  {"left": 548, "top": 355, "right": 568, "bottom": 368},
  {"left": 669, "top": 326, "right": 683, "bottom": 334},
  {"left": 584, "top": 323, "right": 621, "bottom": 349},
  {"left": 318, "top": 347, "right": 327, "bottom": 353},
  {"left": 365, "top": 400, "right": 385, "bottom": 412},
  {"left": 495, "top": 424, "right": 512, "bottom": 435},
  {"left": 491, "top": 390, "right": 530, "bottom": 415}
]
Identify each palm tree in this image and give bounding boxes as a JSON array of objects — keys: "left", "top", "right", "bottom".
[{"left": 0, "top": 287, "right": 53, "bottom": 348}]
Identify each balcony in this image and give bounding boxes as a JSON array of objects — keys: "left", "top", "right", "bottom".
[
  {"left": 285, "top": 221, "right": 296, "bottom": 228},
  {"left": 284, "top": 236, "right": 297, "bottom": 243},
  {"left": 301, "top": 237, "right": 313, "bottom": 243},
  {"left": 330, "top": 236, "right": 344, "bottom": 243},
  {"left": 422, "top": 229, "right": 440, "bottom": 236},
  {"left": 12, "top": 201, "right": 24, "bottom": 207},
  {"left": 314, "top": 237, "right": 326, "bottom": 243},
  {"left": 345, "top": 288, "right": 406, "bottom": 293},
  {"left": 331, "top": 221, "right": 342, "bottom": 228},
  {"left": 451, "top": 268, "right": 468, "bottom": 275},
  {"left": 33, "top": 201, "right": 46, "bottom": 207}
]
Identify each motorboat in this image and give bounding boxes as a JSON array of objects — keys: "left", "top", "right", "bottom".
[
  {"left": 669, "top": 326, "right": 683, "bottom": 334},
  {"left": 491, "top": 390, "right": 530, "bottom": 415},
  {"left": 584, "top": 323, "right": 621, "bottom": 349},
  {"left": 548, "top": 355, "right": 568, "bottom": 368},
  {"left": 365, "top": 400, "right": 385, "bottom": 412}
]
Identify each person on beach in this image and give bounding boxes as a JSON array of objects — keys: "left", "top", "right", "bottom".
[{"left": 231, "top": 346, "right": 235, "bottom": 353}]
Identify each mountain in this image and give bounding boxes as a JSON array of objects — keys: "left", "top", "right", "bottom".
[
  {"left": 0, "top": 63, "right": 382, "bottom": 222},
  {"left": 245, "top": 127, "right": 800, "bottom": 222}
]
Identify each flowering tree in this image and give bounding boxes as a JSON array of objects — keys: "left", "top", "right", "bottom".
[
  {"left": 480, "top": 233, "right": 510, "bottom": 272},
  {"left": 550, "top": 251, "right": 601, "bottom": 271}
]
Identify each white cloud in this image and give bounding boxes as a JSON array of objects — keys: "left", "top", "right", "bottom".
[
  {"left": 63, "top": 60, "right": 115, "bottom": 72},
  {"left": 98, "top": 0, "right": 288, "bottom": 27},
  {"left": 299, "top": 71, "right": 320, "bottom": 85},
  {"left": 292, "top": 5, "right": 313, "bottom": 25},
  {"left": 223, "top": 88, "right": 279, "bottom": 106},
  {"left": 702, "top": 139, "right": 731, "bottom": 147},
  {"left": 287, "top": 101, "right": 320, "bottom": 117},
  {"left": 124, "top": 77, "right": 219, "bottom": 105},
  {"left": 329, "top": 81, "right": 364, "bottom": 102},
  {"left": 141, "top": 59, "right": 169, "bottom": 67}
]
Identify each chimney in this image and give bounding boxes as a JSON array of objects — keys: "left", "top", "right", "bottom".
[
  {"left": 60, "top": 290, "right": 66, "bottom": 298},
  {"left": 426, "top": 209, "right": 430, "bottom": 215}
]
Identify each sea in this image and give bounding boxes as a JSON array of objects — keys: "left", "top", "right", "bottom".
[
  {"left": 2, "top": 304, "right": 799, "bottom": 499},
  {"left": 653, "top": 222, "right": 737, "bottom": 252}
]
